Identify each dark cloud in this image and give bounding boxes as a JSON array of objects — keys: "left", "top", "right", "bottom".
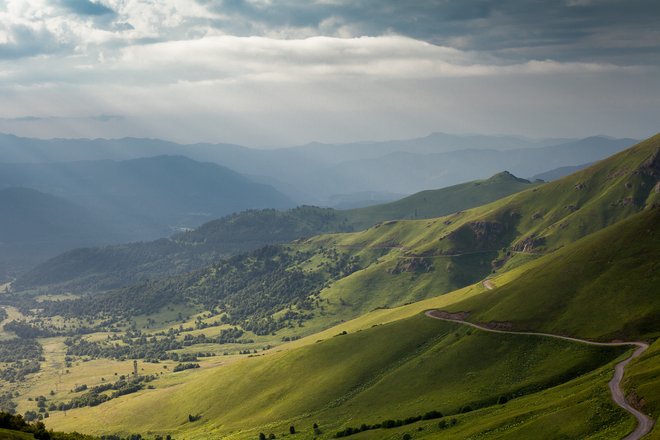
[
  {"left": 58, "top": 0, "right": 116, "bottom": 16},
  {"left": 0, "top": 24, "right": 66, "bottom": 59},
  {"left": 198, "top": 0, "right": 660, "bottom": 64}
]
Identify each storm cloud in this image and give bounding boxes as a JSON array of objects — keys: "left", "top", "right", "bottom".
[{"left": 0, "top": 0, "right": 657, "bottom": 145}]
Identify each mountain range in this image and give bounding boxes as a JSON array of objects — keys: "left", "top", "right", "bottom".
[
  {"left": 0, "top": 134, "right": 657, "bottom": 440},
  {"left": 0, "top": 132, "right": 638, "bottom": 203},
  {"left": 15, "top": 133, "right": 657, "bottom": 440}
]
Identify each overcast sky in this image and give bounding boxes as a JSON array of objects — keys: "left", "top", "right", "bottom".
[{"left": 0, "top": 0, "right": 658, "bottom": 146}]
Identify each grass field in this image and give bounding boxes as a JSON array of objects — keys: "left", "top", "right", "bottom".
[
  {"left": 443, "top": 208, "right": 660, "bottom": 341},
  {"left": 3, "top": 136, "right": 658, "bottom": 439},
  {"left": 43, "top": 314, "right": 628, "bottom": 439}
]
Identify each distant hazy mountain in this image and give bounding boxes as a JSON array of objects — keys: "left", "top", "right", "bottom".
[
  {"left": 0, "top": 155, "right": 293, "bottom": 241},
  {"left": 0, "top": 132, "right": 638, "bottom": 203},
  {"left": 283, "top": 132, "right": 578, "bottom": 165},
  {"left": 0, "top": 187, "right": 117, "bottom": 281},
  {"left": 330, "top": 136, "right": 638, "bottom": 194},
  {"left": 15, "top": 171, "right": 537, "bottom": 293},
  {"left": 532, "top": 163, "right": 593, "bottom": 181}
]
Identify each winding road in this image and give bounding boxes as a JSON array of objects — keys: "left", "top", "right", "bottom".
[{"left": 424, "top": 309, "right": 654, "bottom": 440}]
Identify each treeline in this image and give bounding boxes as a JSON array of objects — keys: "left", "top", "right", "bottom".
[
  {"left": 65, "top": 330, "right": 230, "bottom": 361},
  {"left": 0, "top": 339, "right": 43, "bottom": 383},
  {"left": 4, "top": 320, "right": 99, "bottom": 338},
  {"left": 0, "top": 338, "right": 42, "bottom": 362},
  {"left": 173, "top": 363, "right": 199, "bottom": 372},
  {"left": 64, "top": 335, "right": 186, "bottom": 361},
  {"left": 0, "top": 411, "right": 99, "bottom": 439},
  {"left": 335, "top": 411, "right": 451, "bottom": 437},
  {"left": 52, "top": 375, "right": 156, "bottom": 411}
]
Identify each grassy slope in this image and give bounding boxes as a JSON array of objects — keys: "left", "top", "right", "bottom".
[
  {"left": 340, "top": 171, "right": 536, "bottom": 230},
  {"left": 289, "top": 135, "right": 659, "bottom": 334},
  {"left": 0, "top": 428, "right": 33, "bottom": 439},
  {"left": 46, "top": 315, "right": 627, "bottom": 439},
  {"left": 443, "top": 208, "right": 660, "bottom": 341},
  {"left": 16, "top": 171, "right": 536, "bottom": 293},
  {"left": 627, "top": 339, "right": 660, "bottom": 439},
  {"left": 27, "top": 135, "right": 660, "bottom": 438}
]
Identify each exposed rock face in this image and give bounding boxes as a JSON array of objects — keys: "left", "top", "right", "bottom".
[
  {"left": 442, "top": 218, "right": 517, "bottom": 254},
  {"left": 389, "top": 257, "right": 434, "bottom": 274},
  {"left": 638, "top": 148, "right": 660, "bottom": 177},
  {"left": 468, "top": 221, "right": 507, "bottom": 245},
  {"left": 610, "top": 197, "right": 635, "bottom": 207},
  {"left": 512, "top": 235, "right": 546, "bottom": 252}
]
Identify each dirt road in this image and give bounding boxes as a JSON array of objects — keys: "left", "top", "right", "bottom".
[{"left": 425, "top": 310, "right": 654, "bottom": 440}]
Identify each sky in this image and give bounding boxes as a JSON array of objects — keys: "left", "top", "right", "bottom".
[{"left": 0, "top": 0, "right": 659, "bottom": 146}]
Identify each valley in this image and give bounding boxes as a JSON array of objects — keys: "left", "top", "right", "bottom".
[{"left": 0, "top": 135, "right": 657, "bottom": 439}]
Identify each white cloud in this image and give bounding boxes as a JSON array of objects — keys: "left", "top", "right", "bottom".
[{"left": 0, "top": 1, "right": 657, "bottom": 145}]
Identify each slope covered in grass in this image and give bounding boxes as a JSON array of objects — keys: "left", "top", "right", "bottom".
[
  {"left": 12, "top": 137, "right": 660, "bottom": 440},
  {"left": 340, "top": 171, "right": 536, "bottom": 230},
  {"left": 45, "top": 314, "right": 626, "bottom": 439},
  {"left": 443, "top": 207, "right": 660, "bottom": 341},
  {"left": 26, "top": 136, "right": 660, "bottom": 344},
  {"left": 626, "top": 339, "right": 660, "bottom": 439},
  {"left": 15, "top": 172, "right": 536, "bottom": 293}
]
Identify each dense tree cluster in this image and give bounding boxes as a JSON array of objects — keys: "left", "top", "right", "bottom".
[
  {"left": 38, "top": 244, "right": 360, "bottom": 336},
  {"left": 53, "top": 376, "right": 156, "bottom": 411},
  {"left": 0, "top": 391, "right": 17, "bottom": 414},
  {"left": 0, "top": 338, "right": 43, "bottom": 383},
  {"left": 335, "top": 411, "right": 445, "bottom": 437},
  {"left": 172, "top": 363, "right": 199, "bottom": 372},
  {"left": 64, "top": 335, "right": 184, "bottom": 361},
  {"left": 0, "top": 338, "right": 42, "bottom": 362}
]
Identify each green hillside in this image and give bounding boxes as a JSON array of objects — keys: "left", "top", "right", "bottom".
[
  {"left": 44, "top": 314, "right": 628, "bottom": 439},
  {"left": 3, "top": 135, "right": 658, "bottom": 440},
  {"left": 15, "top": 171, "right": 537, "bottom": 293},
  {"left": 27, "top": 197, "right": 660, "bottom": 438},
  {"left": 443, "top": 207, "right": 660, "bottom": 341},
  {"left": 341, "top": 171, "right": 535, "bottom": 230},
  {"left": 26, "top": 135, "right": 660, "bottom": 341},
  {"left": 0, "top": 187, "right": 118, "bottom": 282}
]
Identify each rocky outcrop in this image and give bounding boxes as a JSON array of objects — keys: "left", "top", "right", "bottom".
[
  {"left": 389, "top": 258, "right": 434, "bottom": 274},
  {"left": 512, "top": 235, "right": 546, "bottom": 252}
]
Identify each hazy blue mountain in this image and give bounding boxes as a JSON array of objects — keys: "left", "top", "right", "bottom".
[
  {"left": 330, "top": 136, "right": 638, "bottom": 194},
  {"left": 0, "top": 187, "right": 119, "bottom": 281},
  {"left": 532, "top": 163, "right": 593, "bottom": 181},
  {"left": 0, "top": 155, "right": 293, "bottom": 241},
  {"left": 0, "top": 132, "right": 637, "bottom": 203},
  {"left": 282, "top": 132, "right": 579, "bottom": 165}
]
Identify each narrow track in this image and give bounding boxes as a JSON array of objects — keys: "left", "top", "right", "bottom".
[{"left": 424, "top": 310, "right": 654, "bottom": 440}]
